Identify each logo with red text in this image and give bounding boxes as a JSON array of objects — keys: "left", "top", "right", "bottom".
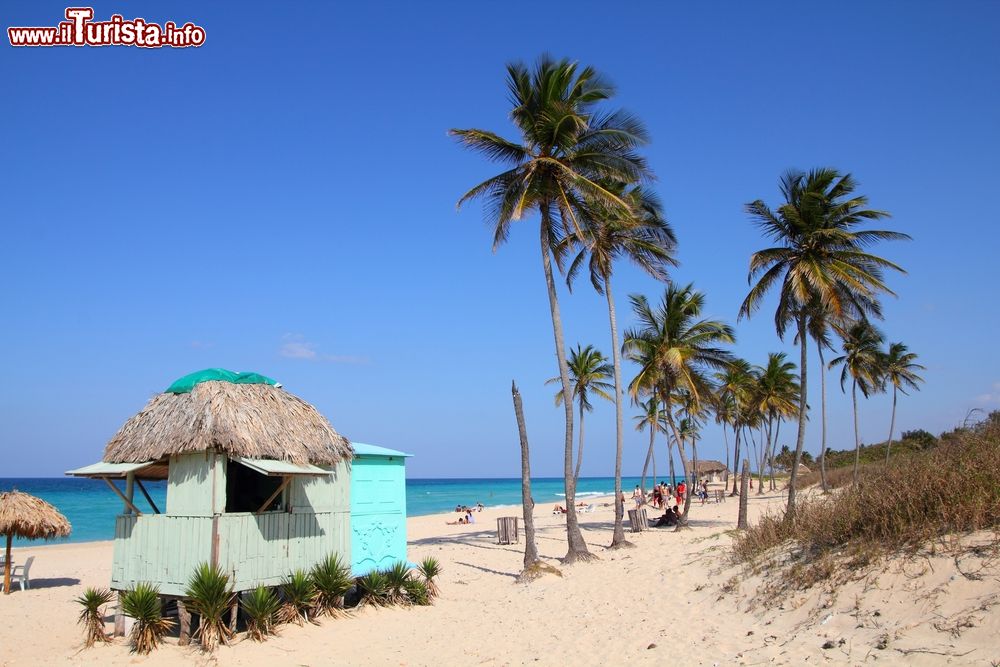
[{"left": 8, "top": 7, "right": 205, "bottom": 48}]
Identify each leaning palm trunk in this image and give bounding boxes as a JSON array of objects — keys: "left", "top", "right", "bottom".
[
  {"left": 666, "top": 429, "right": 676, "bottom": 485},
  {"left": 737, "top": 460, "right": 750, "bottom": 529},
  {"left": 604, "top": 275, "right": 629, "bottom": 548},
  {"left": 885, "top": 385, "right": 898, "bottom": 465},
  {"left": 539, "top": 213, "right": 589, "bottom": 561},
  {"left": 770, "top": 419, "right": 781, "bottom": 491},
  {"left": 573, "top": 401, "right": 585, "bottom": 483},
  {"left": 730, "top": 425, "right": 742, "bottom": 496},
  {"left": 818, "top": 345, "right": 829, "bottom": 492},
  {"left": 722, "top": 427, "right": 730, "bottom": 492},
  {"left": 665, "top": 410, "right": 692, "bottom": 529},
  {"left": 757, "top": 420, "right": 769, "bottom": 495},
  {"left": 786, "top": 313, "right": 809, "bottom": 520},
  {"left": 640, "top": 427, "right": 654, "bottom": 496},
  {"left": 852, "top": 378, "right": 862, "bottom": 485},
  {"left": 511, "top": 382, "right": 543, "bottom": 580}
]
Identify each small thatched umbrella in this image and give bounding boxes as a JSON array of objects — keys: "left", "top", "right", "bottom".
[{"left": 0, "top": 490, "right": 71, "bottom": 594}]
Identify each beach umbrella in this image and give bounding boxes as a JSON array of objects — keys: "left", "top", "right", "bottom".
[{"left": 0, "top": 490, "right": 71, "bottom": 594}]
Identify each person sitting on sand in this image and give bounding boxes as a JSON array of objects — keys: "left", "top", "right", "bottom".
[
  {"left": 553, "top": 504, "right": 567, "bottom": 514},
  {"left": 465, "top": 510, "right": 476, "bottom": 524},
  {"left": 447, "top": 516, "right": 466, "bottom": 525}
]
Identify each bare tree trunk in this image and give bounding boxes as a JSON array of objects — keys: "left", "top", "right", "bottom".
[
  {"left": 664, "top": 407, "right": 692, "bottom": 530},
  {"left": 852, "top": 378, "right": 861, "bottom": 486},
  {"left": 737, "top": 459, "right": 751, "bottom": 530},
  {"left": 786, "top": 312, "right": 809, "bottom": 520},
  {"left": 539, "top": 212, "right": 589, "bottom": 562},
  {"left": 757, "top": 419, "right": 769, "bottom": 495},
  {"left": 885, "top": 385, "right": 898, "bottom": 466},
  {"left": 818, "top": 344, "right": 829, "bottom": 493},
  {"left": 666, "top": 429, "right": 677, "bottom": 485},
  {"left": 511, "top": 382, "right": 540, "bottom": 570},
  {"left": 573, "top": 401, "right": 585, "bottom": 483},
  {"left": 722, "top": 426, "right": 730, "bottom": 491},
  {"left": 604, "top": 275, "right": 629, "bottom": 548},
  {"left": 769, "top": 419, "right": 780, "bottom": 491}
]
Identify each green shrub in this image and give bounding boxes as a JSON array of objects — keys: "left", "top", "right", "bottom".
[
  {"left": 384, "top": 561, "right": 412, "bottom": 605},
  {"left": 278, "top": 569, "right": 316, "bottom": 625},
  {"left": 74, "top": 587, "right": 113, "bottom": 647},
  {"left": 403, "top": 578, "right": 431, "bottom": 606},
  {"left": 242, "top": 586, "right": 280, "bottom": 641},
  {"left": 356, "top": 569, "right": 390, "bottom": 608},
  {"left": 184, "top": 563, "right": 235, "bottom": 651},
  {"left": 121, "top": 583, "right": 174, "bottom": 654},
  {"left": 310, "top": 553, "right": 353, "bottom": 617},
  {"left": 417, "top": 557, "right": 441, "bottom": 598}
]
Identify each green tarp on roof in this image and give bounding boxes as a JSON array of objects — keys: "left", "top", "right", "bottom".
[{"left": 165, "top": 368, "right": 279, "bottom": 394}]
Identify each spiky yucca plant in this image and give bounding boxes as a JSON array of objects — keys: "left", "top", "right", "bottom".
[
  {"left": 242, "top": 586, "right": 280, "bottom": 642},
  {"left": 75, "top": 587, "right": 114, "bottom": 647},
  {"left": 403, "top": 578, "right": 431, "bottom": 606},
  {"left": 384, "top": 561, "right": 412, "bottom": 605},
  {"left": 311, "top": 553, "right": 353, "bottom": 618},
  {"left": 121, "top": 583, "right": 174, "bottom": 655},
  {"left": 279, "top": 570, "right": 316, "bottom": 625},
  {"left": 185, "top": 563, "right": 235, "bottom": 651},
  {"left": 356, "top": 569, "right": 390, "bottom": 608},
  {"left": 417, "top": 557, "right": 441, "bottom": 598}
]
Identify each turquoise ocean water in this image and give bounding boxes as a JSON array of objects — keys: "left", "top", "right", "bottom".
[{"left": 1, "top": 475, "right": 682, "bottom": 546}]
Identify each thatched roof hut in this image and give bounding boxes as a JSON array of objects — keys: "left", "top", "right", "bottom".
[
  {"left": 1, "top": 490, "right": 71, "bottom": 593},
  {"left": 103, "top": 379, "right": 353, "bottom": 466},
  {"left": 690, "top": 459, "right": 728, "bottom": 474}
]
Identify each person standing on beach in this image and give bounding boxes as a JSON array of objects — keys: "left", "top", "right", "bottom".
[{"left": 633, "top": 485, "right": 643, "bottom": 508}]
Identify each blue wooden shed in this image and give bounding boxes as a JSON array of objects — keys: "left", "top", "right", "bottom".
[{"left": 349, "top": 442, "right": 412, "bottom": 576}]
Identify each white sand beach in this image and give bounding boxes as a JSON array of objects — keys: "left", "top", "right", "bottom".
[{"left": 1, "top": 491, "right": 997, "bottom": 666}]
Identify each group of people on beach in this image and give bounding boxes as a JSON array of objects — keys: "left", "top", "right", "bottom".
[{"left": 447, "top": 502, "right": 484, "bottom": 525}]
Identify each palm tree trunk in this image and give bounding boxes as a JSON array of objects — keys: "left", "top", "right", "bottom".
[
  {"left": 511, "top": 382, "right": 540, "bottom": 571},
  {"left": 885, "top": 385, "right": 898, "bottom": 466},
  {"left": 667, "top": 429, "right": 677, "bottom": 485},
  {"left": 574, "top": 401, "right": 585, "bottom": 483},
  {"left": 664, "top": 406, "right": 692, "bottom": 529},
  {"left": 852, "top": 378, "right": 861, "bottom": 486},
  {"left": 757, "top": 418, "right": 769, "bottom": 495},
  {"left": 786, "top": 312, "right": 809, "bottom": 520},
  {"left": 539, "top": 211, "right": 589, "bottom": 561},
  {"left": 722, "top": 426, "right": 730, "bottom": 492},
  {"left": 769, "top": 419, "right": 780, "bottom": 491},
  {"left": 603, "top": 275, "right": 629, "bottom": 548},
  {"left": 818, "top": 345, "right": 829, "bottom": 493},
  {"left": 640, "top": 426, "right": 654, "bottom": 496},
  {"left": 730, "top": 425, "right": 742, "bottom": 495},
  {"left": 737, "top": 459, "right": 751, "bottom": 530}
]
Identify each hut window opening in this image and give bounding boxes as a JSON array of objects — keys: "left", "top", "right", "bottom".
[{"left": 226, "top": 463, "right": 285, "bottom": 513}]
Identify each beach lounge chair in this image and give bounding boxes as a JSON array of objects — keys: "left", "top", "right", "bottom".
[{"left": 9, "top": 556, "right": 34, "bottom": 591}]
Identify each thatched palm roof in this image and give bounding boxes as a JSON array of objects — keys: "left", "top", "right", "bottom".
[
  {"left": 688, "top": 459, "right": 728, "bottom": 474},
  {"left": 103, "top": 381, "right": 353, "bottom": 466},
  {"left": 0, "top": 491, "right": 71, "bottom": 540}
]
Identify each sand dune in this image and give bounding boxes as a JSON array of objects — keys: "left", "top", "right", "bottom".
[{"left": 0, "top": 491, "right": 997, "bottom": 665}]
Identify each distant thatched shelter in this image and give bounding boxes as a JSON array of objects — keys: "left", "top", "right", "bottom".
[
  {"left": 67, "top": 369, "right": 411, "bottom": 641},
  {"left": 687, "top": 459, "right": 730, "bottom": 484},
  {"left": 0, "top": 490, "right": 71, "bottom": 594}
]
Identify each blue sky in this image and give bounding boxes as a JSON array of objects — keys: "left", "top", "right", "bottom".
[{"left": 2, "top": 1, "right": 998, "bottom": 478}]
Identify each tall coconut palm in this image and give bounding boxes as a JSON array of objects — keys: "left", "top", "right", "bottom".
[
  {"left": 546, "top": 344, "right": 614, "bottom": 483},
  {"left": 739, "top": 168, "right": 909, "bottom": 518},
  {"left": 795, "top": 300, "right": 838, "bottom": 493},
  {"left": 879, "top": 342, "right": 925, "bottom": 464},
  {"left": 715, "top": 359, "right": 755, "bottom": 495},
  {"left": 452, "top": 57, "right": 649, "bottom": 561},
  {"left": 563, "top": 184, "right": 676, "bottom": 547},
  {"left": 624, "top": 284, "right": 735, "bottom": 527},
  {"left": 829, "top": 320, "right": 884, "bottom": 484}
]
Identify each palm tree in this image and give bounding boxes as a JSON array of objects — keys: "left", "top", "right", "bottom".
[
  {"left": 739, "top": 168, "right": 909, "bottom": 518},
  {"left": 633, "top": 396, "right": 663, "bottom": 496},
  {"left": 563, "top": 184, "right": 676, "bottom": 547},
  {"left": 624, "top": 284, "right": 735, "bottom": 526},
  {"left": 452, "top": 56, "right": 649, "bottom": 561},
  {"left": 829, "top": 320, "right": 884, "bottom": 484},
  {"left": 715, "top": 359, "right": 755, "bottom": 495},
  {"left": 546, "top": 344, "right": 614, "bottom": 483},
  {"left": 796, "top": 300, "right": 838, "bottom": 493},
  {"left": 751, "top": 353, "right": 799, "bottom": 493},
  {"left": 879, "top": 342, "right": 925, "bottom": 464}
]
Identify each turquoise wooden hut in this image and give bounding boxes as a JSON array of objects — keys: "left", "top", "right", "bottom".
[
  {"left": 66, "top": 370, "right": 411, "bottom": 606},
  {"left": 350, "top": 443, "right": 412, "bottom": 576}
]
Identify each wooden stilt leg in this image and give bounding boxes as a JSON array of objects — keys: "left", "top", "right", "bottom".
[
  {"left": 228, "top": 599, "right": 238, "bottom": 633},
  {"left": 114, "top": 595, "right": 125, "bottom": 637},
  {"left": 177, "top": 599, "right": 191, "bottom": 646}
]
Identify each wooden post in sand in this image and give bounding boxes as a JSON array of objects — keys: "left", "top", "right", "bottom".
[
  {"left": 3, "top": 533, "right": 11, "bottom": 595},
  {"left": 177, "top": 599, "right": 191, "bottom": 646},
  {"left": 737, "top": 460, "right": 750, "bottom": 530}
]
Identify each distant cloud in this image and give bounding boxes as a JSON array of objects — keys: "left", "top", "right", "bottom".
[
  {"left": 279, "top": 334, "right": 368, "bottom": 364},
  {"left": 974, "top": 381, "right": 1000, "bottom": 405}
]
